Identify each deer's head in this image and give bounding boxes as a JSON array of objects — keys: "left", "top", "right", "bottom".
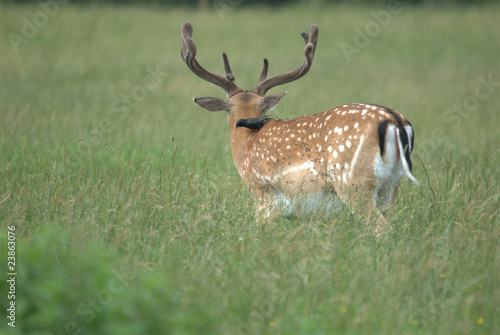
[{"left": 180, "top": 22, "right": 319, "bottom": 128}]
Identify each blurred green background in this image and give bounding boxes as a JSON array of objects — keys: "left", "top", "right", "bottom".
[{"left": 1, "top": 1, "right": 499, "bottom": 334}]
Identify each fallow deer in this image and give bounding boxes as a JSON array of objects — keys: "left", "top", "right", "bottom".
[{"left": 180, "top": 22, "right": 419, "bottom": 234}]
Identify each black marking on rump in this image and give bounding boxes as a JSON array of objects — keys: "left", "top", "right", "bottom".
[
  {"left": 378, "top": 121, "right": 389, "bottom": 158},
  {"left": 406, "top": 119, "right": 415, "bottom": 152},
  {"left": 236, "top": 116, "right": 273, "bottom": 130},
  {"left": 372, "top": 104, "right": 413, "bottom": 172},
  {"left": 400, "top": 131, "right": 412, "bottom": 171},
  {"left": 382, "top": 107, "right": 413, "bottom": 172}
]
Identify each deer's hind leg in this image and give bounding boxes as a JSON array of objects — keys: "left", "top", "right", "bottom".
[{"left": 336, "top": 179, "right": 390, "bottom": 236}]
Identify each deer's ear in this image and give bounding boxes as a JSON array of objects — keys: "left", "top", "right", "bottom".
[
  {"left": 194, "top": 97, "right": 232, "bottom": 112},
  {"left": 261, "top": 92, "right": 286, "bottom": 111}
]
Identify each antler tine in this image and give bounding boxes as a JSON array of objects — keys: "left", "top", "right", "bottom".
[
  {"left": 181, "top": 22, "right": 241, "bottom": 97},
  {"left": 300, "top": 31, "right": 309, "bottom": 44},
  {"left": 258, "top": 58, "right": 269, "bottom": 84},
  {"left": 303, "top": 24, "right": 318, "bottom": 56},
  {"left": 254, "top": 24, "right": 319, "bottom": 96},
  {"left": 222, "top": 52, "right": 235, "bottom": 82}
]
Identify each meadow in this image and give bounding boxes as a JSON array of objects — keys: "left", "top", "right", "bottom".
[{"left": 0, "top": 2, "right": 499, "bottom": 334}]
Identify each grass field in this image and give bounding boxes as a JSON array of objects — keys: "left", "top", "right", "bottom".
[{"left": 1, "top": 2, "right": 499, "bottom": 334}]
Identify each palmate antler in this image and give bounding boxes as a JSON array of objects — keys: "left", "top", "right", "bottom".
[
  {"left": 180, "top": 21, "right": 242, "bottom": 98},
  {"left": 254, "top": 24, "right": 319, "bottom": 96},
  {"left": 181, "top": 21, "right": 318, "bottom": 98}
]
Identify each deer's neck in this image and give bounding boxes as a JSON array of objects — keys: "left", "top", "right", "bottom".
[{"left": 227, "top": 112, "right": 260, "bottom": 179}]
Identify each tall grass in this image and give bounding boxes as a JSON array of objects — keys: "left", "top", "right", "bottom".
[{"left": 0, "top": 3, "right": 499, "bottom": 334}]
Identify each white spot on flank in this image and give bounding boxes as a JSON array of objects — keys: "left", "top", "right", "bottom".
[
  {"left": 324, "top": 135, "right": 328, "bottom": 142},
  {"left": 346, "top": 140, "right": 351, "bottom": 148},
  {"left": 333, "top": 150, "right": 338, "bottom": 158},
  {"left": 354, "top": 122, "right": 359, "bottom": 128},
  {"left": 339, "top": 144, "right": 345, "bottom": 152},
  {"left": 344, "top": 125, "right": 349, "bottom": 131},
  {"left": 348, "top": 134, "right": 364, "bottom": 179},
  {"left": 361, "top": 109, "right": 368, "bottom": 115},
  {"left": 327, "top": 146, "right": 333, "bottom": 153},
  {"left": 282, "top": 161, "right": 318, "bottom": 176},
  {"left": 325, "top": 115, "right": 332, "bottom": 121}
]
